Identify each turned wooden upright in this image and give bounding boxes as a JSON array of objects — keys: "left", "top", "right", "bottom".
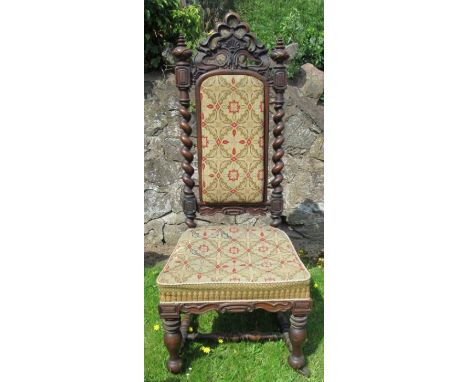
[
  {"left": 270, "top": 38, "right": 289, "bottom": 227},
  {"left": 173, "top": 34, "right": 290, "bottom": 227},
  {"left": 173, "top": 35, "right": 197, "bottom": 228}
]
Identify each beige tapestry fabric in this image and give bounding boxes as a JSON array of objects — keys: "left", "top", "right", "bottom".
[
  {"left": 198, "top": 74, "right": 266, "bottom": 203},
  {"left": 157, "top": 225, "right": 310, "bottom": 303}
]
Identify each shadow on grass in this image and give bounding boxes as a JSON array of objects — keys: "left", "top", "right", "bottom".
[
  {"left": 179, "top": 281, "right": 324, "bottom": 371},
  {"left": 145, "top": 251, "right": 167, "bottom": 268}
]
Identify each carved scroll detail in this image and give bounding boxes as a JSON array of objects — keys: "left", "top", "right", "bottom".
[
  {"left": 177, "top": 301, "right": 295, "bottom": 314},
  {"left": 199, "top": 205, "right": 269, "bottom": 216},
  {"left": 270, "top": 38, "right": 289, "bottom": 227},
  {"left": 192, "top": 12, "right": 271, "bottom": 82},
  {"left": 173, "top": 35, "right": 197, "bottom": 228}
]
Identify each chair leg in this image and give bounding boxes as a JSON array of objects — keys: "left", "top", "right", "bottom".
[
  {"left": 288, "top": 314, "right": 308, "bottom": 370},
  {"left": 162, "top": 316, "right": 183, "bottom": 373}
]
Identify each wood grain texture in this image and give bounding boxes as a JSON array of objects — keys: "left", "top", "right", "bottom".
[
  {"left": 269, "top": 38, "right": 289, "bottom": 227},
  {"left": 173, "top": 34, "right": 197, "bottom": 228}
]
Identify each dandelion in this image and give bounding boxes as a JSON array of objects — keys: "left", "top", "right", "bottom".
[
  {"left": 188, "top": 326, "right": 193, "bottom": 333},
  {"left": 218, "top": 338, "right": 224, "bottom": 344},
  {"left": 313, "top": 282, "right": 319, "bottom": 289},
  {"left": 153, "top": 324, "right": 160, "bottom": 331},
  {"left": 200, "top": 346, "right": 211, "bottom": 354}
]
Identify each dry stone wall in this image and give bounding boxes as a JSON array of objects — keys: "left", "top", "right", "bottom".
[{"left": 144, "top": 64, "right": 324, "bottom": 256}]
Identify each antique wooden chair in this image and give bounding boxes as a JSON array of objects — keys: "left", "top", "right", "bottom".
[{"left": 156, "top": 11, "right": 312, "bottom": 376}]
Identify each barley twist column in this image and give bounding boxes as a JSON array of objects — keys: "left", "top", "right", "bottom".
[
  {"left": 269, "top": 38, "right": 289, "bottom": 227},
  {"left": 172, "top": 34, "right": 197, "bottom": 228}
]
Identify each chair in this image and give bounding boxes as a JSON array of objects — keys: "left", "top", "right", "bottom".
[{"left": 156, "top": 11, "right": 312, "bottom": 376}]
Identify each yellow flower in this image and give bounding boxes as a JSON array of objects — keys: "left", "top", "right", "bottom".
[
  {"left": 218, "top": 338, "right": 224, "bottom": 344},
  {"left": 200, "top": 346, "right": 211, "bottom": 354},
  {"left": 313, "top": 282, "right": 319, "bottom": 289},
  {"left": 188, "top": 326, "right": 193, "bottom": 333},
  {"left": 153, "top": 324, "right": 160, "bottom": 331}
]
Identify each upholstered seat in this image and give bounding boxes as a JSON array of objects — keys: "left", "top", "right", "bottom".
[
  {"left": 157, "top": 13, "right": 313, "bottom": 375},
  {"left": 157, "top": 225, "right": 310, "bottom": 303}
]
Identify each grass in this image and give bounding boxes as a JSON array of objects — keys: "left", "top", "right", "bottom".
[
  {"left": 234, "top": 0, "right": 324, "bottom": 74},
  {"left": 144, "top": 261, "right": 324, "bottom": 382}
]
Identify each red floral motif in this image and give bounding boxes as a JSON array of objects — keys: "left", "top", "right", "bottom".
[
  {"left": 231, "top": 147, "right": 237, "bottom": 162},
  {"left": 227, "top": 100, "right": 240, "bottom": 114},
  {"left": 198, "top": 244, "right": 209, "bottom": 252},
  {"left": 201, "top": 156, "right": 207, "bottom": 170},
  {"left": 207, "top": 103, "right": 220, "bottom": 110},
  {"left": 259, "top": 101, "right": 264, "bottom": 112},
  {"left": 228, "top": 169, "right": 239, "bottom": 181},
  {"left": 198, "top": 75, "right": 266, "bottom": 203},
  {"left": 156, "top": 226, "right": 311, "bottom": 303},
  {"left": 239, "top": 137, "right": 252, "bottom": 145}
]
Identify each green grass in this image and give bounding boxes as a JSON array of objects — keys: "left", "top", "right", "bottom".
[
  {"left": 144, "top": 262, "right": 324, "bottom": 382},
  {"left": 234, "top": 0, "right": 324, "bottom": 75}
]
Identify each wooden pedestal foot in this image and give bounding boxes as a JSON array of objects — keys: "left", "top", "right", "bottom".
[
  {"left": 288, "top": 314, "right": 308, "bottom": 370},
  {"left": 162, "top": 317, "right": 183, "bottom": 373}
]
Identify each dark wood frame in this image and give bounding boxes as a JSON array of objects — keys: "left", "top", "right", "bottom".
[{"left": 165, "top": 11, "right": 312, "bottom": 377}]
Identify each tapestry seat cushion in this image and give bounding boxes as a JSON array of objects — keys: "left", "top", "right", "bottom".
[{"left": 157, "top": 225, "right": 310, "bottom": 303}]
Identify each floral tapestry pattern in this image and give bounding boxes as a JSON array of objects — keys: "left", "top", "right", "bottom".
[
  {"left": 157, "top": 225, "right": 310, "bottom": 303},
  {"left": 199, "top": 74, "right": 266, "bottom": 203}
]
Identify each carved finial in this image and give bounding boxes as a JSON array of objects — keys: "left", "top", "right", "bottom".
[
  {"left": 172, "top": 34, "right": 192, "bottom": 62},
  {"left": 271, "top": 38, "right": 289, "bottom": 64}
]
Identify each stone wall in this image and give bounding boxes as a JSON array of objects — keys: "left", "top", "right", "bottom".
[{"left": 144, "top": 64, "right": 324, "bottom": 256}]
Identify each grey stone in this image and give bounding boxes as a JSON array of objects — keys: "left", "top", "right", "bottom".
[
  {"left": 163, "top": 223, "right": 186, "bottom": 244},
  {"left": 144, "top": 189, "right": 172, "bottom": 222},
  {"left": 144, "top": 219, "right": 164, "bottom": 243},
  {"left": 284, "top": 113, "right": 318, "bottom": 155},
  {"left": 285, "top": 43, "right": 299, "bottom": 61},
  {"left": 294, "top": 63, "right": 324, "bottom": 100},
  {"left": 143, "top": 71, "right": 324, "bottom": 256},
  {"left": 144, "top": 158, "right": 180, "bottom": 187}
]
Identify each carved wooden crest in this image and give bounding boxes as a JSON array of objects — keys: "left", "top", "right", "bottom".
[{"left": 192, "top": 12, "right": 272, "bottom": 82}]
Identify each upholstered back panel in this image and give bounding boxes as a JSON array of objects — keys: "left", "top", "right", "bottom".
[{"left": 197, "top": 72, "right": 268, "bottom": 204}]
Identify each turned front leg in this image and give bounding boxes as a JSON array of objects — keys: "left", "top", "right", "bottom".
[
  {"left": 162, "top": 317, "right": 183, "bottom": 373},
  {"left": 288, "top": 314, "right": 308, "bottom": 369}
]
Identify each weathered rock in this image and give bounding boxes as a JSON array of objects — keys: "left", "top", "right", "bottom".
[
  {"left": 162, "top": 223, "right": 185, "bottom": 245},
  {"left": 284, "top": 113, "right": 318, "bottom": 155},
  {"left": 144, "top": 158, "right": 180, "bottom": 187},
  {"left": 144, "top": 71, "right": 324, "bottom": 256},
  {"left": 144, "top": 189, "right": 172, "bottom": 222},
  {"left": 294, "top": 63, "right": 324, "bottom": 100},
  {"left": 145, "top": 219, "right": 164, "bottom": 244},
  {"left": 286, "top": 43, "right": 299, "bottom": 61}
]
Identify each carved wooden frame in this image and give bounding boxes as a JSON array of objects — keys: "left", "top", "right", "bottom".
[
  {"left": 173, "top": 11, "right": 289, "bottom": 227},
  {"left": 165, "top": 11, "right": 310, "bottom": 377}
]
